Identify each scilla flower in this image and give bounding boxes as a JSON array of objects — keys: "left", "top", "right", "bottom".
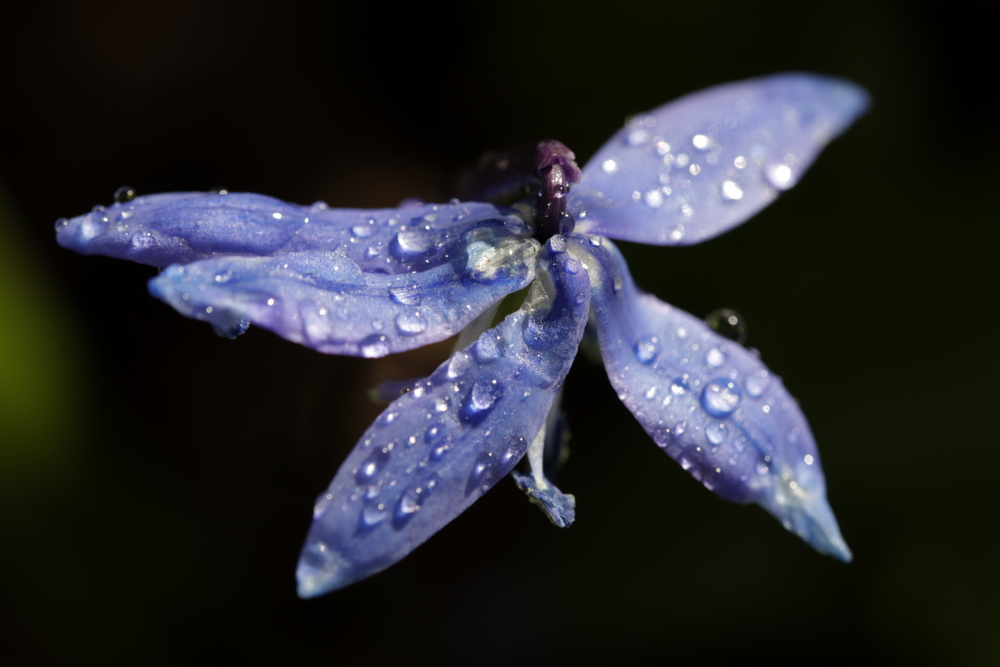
[{"left": 56, "top": 73, "right": 868, "bottom": 597}]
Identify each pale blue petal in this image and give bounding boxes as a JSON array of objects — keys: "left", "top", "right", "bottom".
[
  {"left": 568, "top": 73, "right": 869, "bottom": 245},
  {"left": 296, "top": 236, "right": 591, "bottom": 596},
  {"left": 55, "top": 191, "right": 531, "bottom": 273},
  {"left": 567, "top": 234, "right": 850, "bottom": 560},
  {"left": 148, "top": 231, "right": 541, "bottom": 356}
]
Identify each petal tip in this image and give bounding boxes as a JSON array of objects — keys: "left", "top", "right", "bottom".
[{"left": 295, "top": 541, "right": 355, "bottom": 599}]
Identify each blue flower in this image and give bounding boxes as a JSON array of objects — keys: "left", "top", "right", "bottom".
[{"left": 56, "top": 73, "right": 868, "bottom": 598}]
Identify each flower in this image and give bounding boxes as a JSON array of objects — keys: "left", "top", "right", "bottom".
[{"left": 56, "top": 73, "right": 868, "bottom": 598}]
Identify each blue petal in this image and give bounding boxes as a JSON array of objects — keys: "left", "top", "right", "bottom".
[
  {"left": 567, "top": 73, "right": 869, "bottom": 245},
  {"left": 148, "top": 231, "right": 541, "bottom": 356},
  {"left": 55, "top": 191, "right": 532, "bottom": 273},
  {"left": 296, "top": 236, "right": 591, "bottom": 596},
  {"left": 567, "top": 234, "right": 850, "bottom": 561}
]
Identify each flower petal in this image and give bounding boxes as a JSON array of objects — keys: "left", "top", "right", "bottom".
[
  {"left": 296, "top": 236, "right": 591, "bottom": 596},
  {"left": 148, "top": 230, "right": 541, "bottom": 356},
  {"left": 567, "top": 234, "right": 850, "bottom": 560},
  {"left": 55, "top": 191, "right": 532, "bottom": 273},
  {"left": 568, "top": 73, "right": 869, "bottom": 245}
]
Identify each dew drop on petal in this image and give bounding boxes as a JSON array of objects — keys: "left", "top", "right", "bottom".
[
  {"left": 744, "top": 369, "right": 770, "bottom": 397},
  {"left": 765, "top": 163, "right": 796, "bottom": 190},
  {"left": 706, "top": 421, "right": 728, "bottom": 445},
  {"left": 360, "top": 505, "right": 388, "bottom": 529},
  {"left": 634, "top": 335, "right": 660, "bottom": 365},
  {"left": 359, "top": 334, "right": 389, "bottom": 358},
  {"left": 705, "top": 347, "right": 726, "bottom": 367},
  {"left": 721, "top": 180, "right": 744, "bottom": 202},
  {"left": 396, "top": 310, "right": 428, "bottom": 335},
  {"left": 701, "top": 380, "right": 741, "bottom": 418},
  {"left": 602, "top": 159, "right": 618, "bottom": 174}
]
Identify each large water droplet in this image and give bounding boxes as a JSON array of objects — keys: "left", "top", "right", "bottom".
[
  {"left": 396, "top": 310, "right": 428, "bottom": 335},
  {"left": 602, "top": 159, "right": 618, "bottom": 174},
  {"left": 359, "top": 334, "right": 389, "bottom": 358},
  {"left": 394, "top": 225, "right": 435, "bottom": 255},
  {"left": 701, "top": 380, "right": 741, "bottom": 417},
  {"left": 462, "top": 379, "right": 502, "bottom": 424},
  {"left": 634, "top": 335, "right": 660, "bottom": 365},
  {"left": 692, "top": 134, "right": 711, "bottom": 150}
]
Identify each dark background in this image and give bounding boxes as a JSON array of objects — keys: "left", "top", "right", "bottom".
[{"left": 2, "top": 1, "right": 997, "bottom": 664}]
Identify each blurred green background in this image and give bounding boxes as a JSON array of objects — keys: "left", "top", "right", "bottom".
[{"left": 2, "top": 0, "right": 997, "bottom": 664}]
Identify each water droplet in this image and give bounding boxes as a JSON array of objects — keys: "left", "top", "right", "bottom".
[
  {"left": 705, "top": 347, "right": 726, "bottom": 367},
  {"left": 474, "top": 334, "right": 502, "bottom": 363},
  {"left": 360, "top": 505, "right": 388, "bottom": 529},
  {"left": 394, "top": 225, "right": 435, "bottom": 255},
  {"left": 465, "top": 451, "right": 497, "bottom": 495},
  {"left": 393, "top": 486, "right": 425, "bottom": 528},
  {"left": 692, "top": 134, "right": 711, "bottom": 150},
  {"left": 669, "top": 224, "right": 685, "bottom": 242},
  {"left": 644, "top": 189, "right": 664, "bottom": 208},
  {"left": 560, "top": 256, "right": 581, "bottom": 274},
  {"left": 377, "top": 411, "right": 398, "bottom": 426},
  {"left": 462, "top": 379, "right": 502, "bottom": 424},
  {"left": 634, "top": 335, "right": 660, "bottom": 364},
  {"left": 645, "top": 385, "right": 658, "bottom": 400},
  {"left": 425, "top": 424, "right": 444, "bottom": 444},
  {"left": 589, "top": 235, "right": 602, "bottom": 247},
  {"left": 705, "top": 308, "right": 747, "bottom": 344},
  {"left": 613, "top": 274, "right": 624, "bottom": 293},
  {"left": 113, "top": 186, "right": 136, "bottom": 203},
  {"left": 701, "top": 380, "right": 741, "bottom": 418},
  {"left": 627, "top": 128, "right": 650, "bottom": 146},
  {"left": 765, "top": 163, "right": 796, "bottom": 190},
  {"left": 744, "top": 369, "right": 770, "bottom": 397},
  {"left": 355, "top": 448, "right": 391, "bottom": 483},
  {"left": 602, "top": 159, "right": 618, "bottom": 174},
  {"left": 351, "top": 223, "right": 375, "bottom": 238},
  {"left": 389, "top": 287, "right": 421, "bottom": 306},
  {"left": 396, "top": 311, "right": 427, "bottom": 335},
  {"left": 430, "top": 443, "right": 450, "bottom": 461},
  {"left": 447, "top": 352, "right": 472, "bottom": 379},
  {"left": 734, "top": 155, "right": 748, "bottom": 169},
  {"left": 721, "top": 180, "right": 744, "bottom": 201},
  {"left": 359, "top": 334, "right": 389, "bottom": 358},
  {"left": 706, "top": 421, "right": 728, "bottom": 445}
]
